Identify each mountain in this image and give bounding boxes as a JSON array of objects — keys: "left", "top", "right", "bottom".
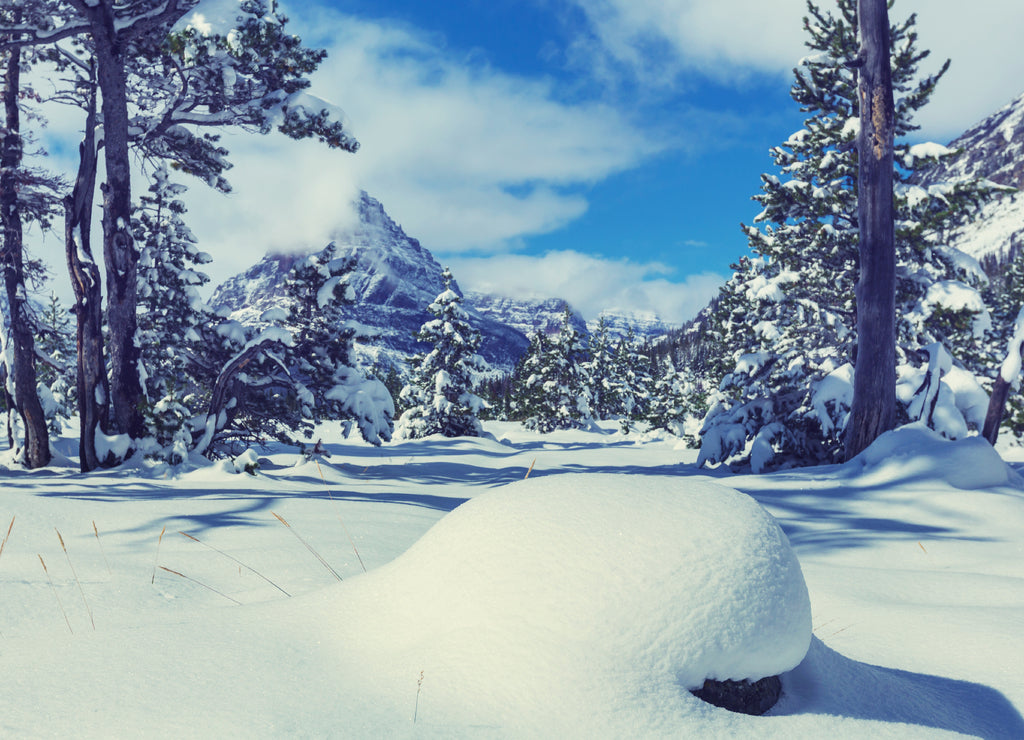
[
  {"left": 589, "top": 309, "right": 675, "bottom": 342},
  {"left": 916, "top": 90, "right": 1024, "bottom": 265},
  {"left": 462, "top": 294, "right": 674, "bottom": 344},
  {"left": 210, "top": 191, "right": 529, "bottom": 371},
  {"left": 462, "top": 293, "right": 589, "bottom": 339}
]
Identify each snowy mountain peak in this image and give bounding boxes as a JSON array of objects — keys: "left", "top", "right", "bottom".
[{"left": 211, "top": 191, "right": 528, "bottom": 370}]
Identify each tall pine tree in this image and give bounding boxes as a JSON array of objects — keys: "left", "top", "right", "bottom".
[
  {"left": 397, "top": 268, "right": 486, "bottom": 438},
  {"left": 698, "top": 0, "right": 994, "bottom": 471}
]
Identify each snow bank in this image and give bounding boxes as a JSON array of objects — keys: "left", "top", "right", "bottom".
[
  {"left": 330, "top": 473, "right": 811, "bottom": 717},
  {"left": 849, "top": 425, "right": 1015, "bottom": 489}
]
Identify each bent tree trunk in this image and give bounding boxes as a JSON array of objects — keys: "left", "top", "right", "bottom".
[
  {"left": 64, "top": 81, "right": 110, "bottom": 473},
  {"left": 82, "top": 1, "right": 144, "bottom": 443},
  {"left": 1, "top": 41, "right": 50, "bottom": 468},
  {"left": 846, "top": 0, "right": 896, "bottom": 461}
]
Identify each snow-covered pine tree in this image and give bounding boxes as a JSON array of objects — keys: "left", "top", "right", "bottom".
[
  {"left": 645, "top": 355, "right": 688, "bottom": 435},
  {"left": 188, "top": 245, "right": 393, "bottom": 458},
  {"left": 584, "top": 317, "right": 618, "bottom": 420},
  {"left": 609, "top": 328, "right": 653, "bottom": 434},
  {"left": 279, "top": 244, "right": 394, "bottom": 446},
  {"left": 516, "top": 305, "right": 592, "bottom": 433},
  {"left": 132, "top": 165, "right": 213, "bottom": 462},
  {"left": 698, "top": 0, "right": 995, "bottom": 472},
  {"left": 34, "top": 291, "right": 76, "bottom": 436},
  {"left": 397, "top": 267, "right": 486, "bottom": 438}
]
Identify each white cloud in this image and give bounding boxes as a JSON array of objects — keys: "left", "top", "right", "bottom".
[
  {"left": 166, "top": 7, "right": 662, "bottom": 283},
  {"left": 447, "top": 250, "right": 724, "bottom": 325},
  {"left": 566, "top": 0, "right": 1024, "bottom": 140}
]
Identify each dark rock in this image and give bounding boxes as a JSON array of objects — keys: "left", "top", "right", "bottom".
[{"left": 690, "top": 675, "right": 782, "bottom": 716}]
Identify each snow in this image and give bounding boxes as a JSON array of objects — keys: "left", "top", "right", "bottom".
[
  {"left": 1, "top": 421, "right": 1023, "bottom": 738},
  {"left": 999, "top": 306, "right": 1024, "bottom": 383}
]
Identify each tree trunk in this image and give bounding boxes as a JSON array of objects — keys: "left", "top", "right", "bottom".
[
  {"left": 86, "top": 1, "right": 143, "bottom": 443},
  {"left": 64, "top": 77, "right": 109, "bottom": 473},
  {"left": 1, "top": 41, "right": 50, "bottom": 468},
  {"left": 845, "top": 0, "right": 896, "bottom": 461},
  {"left": 982, "top": 374, "right": 1012, "bottom": 446}
]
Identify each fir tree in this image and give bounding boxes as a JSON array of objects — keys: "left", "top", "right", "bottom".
[
  {"left": 584, "top": 317, "right": 618, "bottom": 420},
  {"left": 698, "top": 0, "right": 995, "bottom": 472},
  {"left": 34, "top": 292, "right": 76, "bottom": 436},
  {"left": 132, "top": 165, "right": 212, "bottom": 462},
  {"left": 516, "top": 306, "right": 592, "bottom": 433},
  {"left": 646, "top": 356, "right": 688, "bottom": 435},
  {"left": 397, "top": 268, "right": 486, "bottom": 438},
  {"left": 609, "top": 328, "right": 653, "bottom": 434}
]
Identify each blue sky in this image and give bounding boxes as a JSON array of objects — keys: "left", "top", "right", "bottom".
[{"left": 159, "top": 0, "right": 1024, "bottom": 324}]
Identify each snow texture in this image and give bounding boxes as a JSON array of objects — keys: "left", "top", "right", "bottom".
[{"left": 0, "top": 421, "right": 1022, "bottom": 738}]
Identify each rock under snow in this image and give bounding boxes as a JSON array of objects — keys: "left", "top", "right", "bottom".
[
  {"left": 333, "top": 473, "right": 812, "bottom": 708},
  {"left": 849, "top": 425, "right": 1015, "bottom": 490}
]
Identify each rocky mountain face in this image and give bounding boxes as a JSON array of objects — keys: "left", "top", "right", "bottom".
[
  {"left": 462, "top": 293, "right": 589, "bottom": 339},
  {"left": 916, "top": 90, "right": 1024, "bottom": 265},
  {"left": 211, "top": 191, "right": 678, "bottom": 373},
  {"left": 211, "top": 192, "right": 529, "bottom": 371}
]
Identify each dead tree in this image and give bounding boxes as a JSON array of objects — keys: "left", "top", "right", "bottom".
[{"left": 846, "top": 0, "right": 897, "bottom": 460}]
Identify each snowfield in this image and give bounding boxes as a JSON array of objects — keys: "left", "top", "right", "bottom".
[{"left": 1, "top": 421, "right": 1023, "bottom": 738}]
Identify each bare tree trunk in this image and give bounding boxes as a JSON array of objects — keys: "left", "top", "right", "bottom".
[
  {"left": 1, "top": 41, "right": 50, "bottom": 468},
  {"left": 846, "top": 0, "right": 896, "bottom": 461},
  {"left": 64, "top": 77, "right": 109, "bottom": 473},
  {"left": 81, "top": 1, "right": 143, "bottom": 443}
]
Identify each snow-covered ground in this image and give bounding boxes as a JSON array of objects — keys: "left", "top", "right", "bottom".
[{"left": 1, "top": 421, "right": 1022, "bottom": 738}]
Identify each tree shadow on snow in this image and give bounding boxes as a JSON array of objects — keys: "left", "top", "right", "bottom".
[{"left": 776, "top": 637, "right": 1024, "bottom": 739}]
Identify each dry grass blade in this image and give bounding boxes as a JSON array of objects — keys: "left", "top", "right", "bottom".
[
  {"left": 525, "top": 458, "right": 536, "bottom": 479},
  {"left": 414, "top": 670, "right": 425, "bottom": 723},
  {"left": 272, "top": 511, "right": 342, "bottom": 582},
  {"left": 158, "top": 566, "right": 242, "bottom": 605},
  {"left": 0, "top": 515, "right": 14, "bottom": 564},
  {"left": 151, "top": 525, "right": 166, "bottom": 585},
  {"left": 38, "top": 554, "right": 73, "bottom": 634},
  {"left": 314, "top": 459, "right": 366, "bottom": 573},
  {"left": 93, "top": 521, "right": 111, "bottom": 575},
  {"left": 56, "top": 528, "right": 95, "bottom": 630},
  {"left": 179, "top": 531, "right": 290, "bottom": 597}
]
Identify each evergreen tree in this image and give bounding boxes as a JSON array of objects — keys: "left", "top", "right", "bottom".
[
  {"left": 609, "top": 328, "right": 653, "bottom": 433},
  {"left": 35, "top": 291, "right": 76, "bottom": 436},
  {"left": 516, "top": 306, "right": 592, "bottom": 433},
  {"left": 584, "top": 317, "right": 618, "bottom": 420},
  {"left": 698, "top": 0, "right": 994, "bottom": 472},
  {"left": 397, "top": 268, "right": 486, "bottom": 438},
  {"left": 188, "top": 244, "right": 393, "bottom": 458},
  {"left": 132, "top": 165, "right": 212, "bottom": 462},
  {"left": 645, "top": 356, "right": 688, "bottom": 434}
]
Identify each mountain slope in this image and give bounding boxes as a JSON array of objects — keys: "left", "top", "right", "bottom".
[
  {"left": 211, "top": 192, "right": 529, "bottom": 371},
  {"left": 917, "top": 90, "right": 1024, "bottom": 264}
]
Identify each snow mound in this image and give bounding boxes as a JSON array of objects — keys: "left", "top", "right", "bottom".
[
  {"left": 336, "top": 473, "right": 811, "bottom": 710},
  {"left": 849, "top": 425, "right": 1015, "bottom": 489}
]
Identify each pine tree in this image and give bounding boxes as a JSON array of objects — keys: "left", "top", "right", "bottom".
[
  {"left": 187, "top": 244, "right": 393, "bottom": 458},
  {"left": 34, "top": 292, "right": 76, "bottom": 436},
  {"left": 646, "top": 356, "right": 688, "bottom": 434},
  {"left": 132, "top": 165, "right": 212, "bottom": 462},
  {"left": 698, "top": 0, "right": 994, "bottom": 471},
  {"left": 609, "top": 328, "right": 653, "bottom": 434},
  {"left": 397, "top": 268, "right": 486, "bottom": 438},
  {"left": 585, "top": 317, "right": 618, "bottom": 420},
  {"left": 516, "top": 306, "right": 592, "bottom": 433}
]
